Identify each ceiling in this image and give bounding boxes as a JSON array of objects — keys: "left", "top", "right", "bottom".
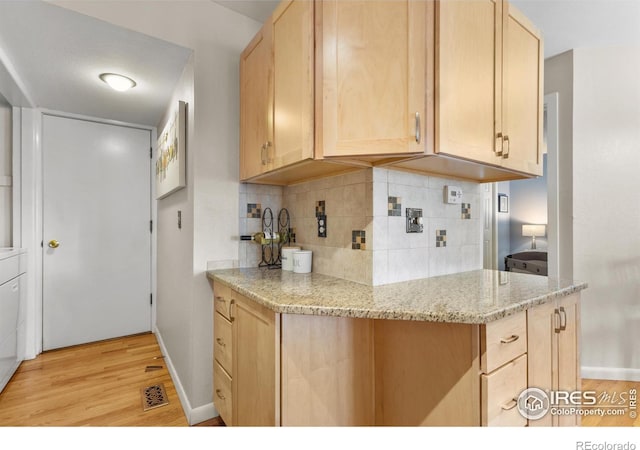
[
  {"left": 213, "top": 0, "right": 279, "bottom": 23},
  {"left": 0, "top": 0, "right": 638, "bottom": 128},
  {"left": 0, "top": 1, "right": 192, "bottom": 126},
  {"left": 511, "top": 0, "right": 640, "bottom": 58},
  {"left": 213, "top": 0, "right": 640, "bottom": 59}
]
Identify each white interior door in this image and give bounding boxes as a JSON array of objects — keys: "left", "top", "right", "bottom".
[{"left": 42, "top": 115, "right": 151, "bottom": 351}]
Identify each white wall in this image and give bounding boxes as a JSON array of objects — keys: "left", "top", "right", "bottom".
[
  {"left": 573, "top": 47, "right": 640, "bottom": 380},
  {"left": 51, "top": 0, "right": 261, "bottom": 422},
  {"left": 0, "top": 99, "right": 13, "bottom": 247},
  {"left": 0, "top": 99, "right": 11, "bottom": 247},
  {"left": 544, "top": 51, "right": 574, "bottom": 281}
]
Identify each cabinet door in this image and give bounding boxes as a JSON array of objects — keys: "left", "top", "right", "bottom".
[
  {"left": 500, "top": 3, "right": 543, "bottom": 175},
  {"left": 557, "top": 294, "right": 580, "bottom": 426},
  {"left": 526, "top": 300, "right": 557, "bottom": 427},
  {"left": 233, "top": 294, "right": 279, "bottom": 426},
  {"left": 436, "top": 0, "right": 502, "bottom": 165},
  {"left": 319, "top": 0, "right": 426, "bottom": 157},
  {"left": 272, "top": 0, "right": 314, "bottom": 170},
  {"left": 240, "top": 24, "right": 273, "bottom": 180}
]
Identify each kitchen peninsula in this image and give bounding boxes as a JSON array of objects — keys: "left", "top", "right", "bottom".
[{"left": 207, "top": 268, "right": 586, "bottom": 427}]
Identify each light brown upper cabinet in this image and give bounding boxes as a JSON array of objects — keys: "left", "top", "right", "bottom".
[
  {"left": 501, "top": 3, "right": 544, "bottom": 175},
  {"left": 240, "top": 0, "right": 544, "bottom": 184},
  {"left": 391, "top": 0, "right": 543, "bottom": 180},
  {"left": 240, "top": 0, "right": 317, "bottom": 181},
  {"left": 317, "top": 0, "right": 426, "bottom": 159},
  {"left": 240, "top": 23, "right": 273, "bottom": 180},
  {"left": 241, "top": 0, "right": 357, "bottom": 184}
]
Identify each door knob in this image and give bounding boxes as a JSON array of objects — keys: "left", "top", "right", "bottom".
[{"left": 48, "top": 240, "right": 60, "bottom": 249}]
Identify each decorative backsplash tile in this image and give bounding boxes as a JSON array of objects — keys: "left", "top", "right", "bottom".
[
  {"left": 315, "top": 200, "right": 326, "bottom": 217},
  {"left": 388, "top": 196, "right": 402, "bottom": 216},
  {"left": 436, "top": 229, "right": 447, "bottom": 247},
  {"left": 247, "top": 203, "right": 261, "bottom": 218},
  {"left": 352, "top": 230, "right": 366, "bottom": 250},
  {"left": 461, "top": 203, "right": 471, "bottom": 220}
]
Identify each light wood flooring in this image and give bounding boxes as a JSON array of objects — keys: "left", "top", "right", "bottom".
[
  {"left": 0, "top": 332, "right": 188, "bottom": 426},
  {"left": 581, "top": 378, "right": 639, "bottom": 427},
  {"left": 0, "top": 333, "right": 635, "bottom": 426}
]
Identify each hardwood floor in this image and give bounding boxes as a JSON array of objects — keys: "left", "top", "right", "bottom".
[
  {"left": 0, "top": 334, "right": 634, "bottom": 427},
  {"left": 0, "top": 333, "right": 188, "bottom": 426},
  {"left": 581, "top": 379, "right": 639, "bottom": 427}
]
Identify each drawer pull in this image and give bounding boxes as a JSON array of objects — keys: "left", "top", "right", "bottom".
[
  {"left": 500, "top": 334, "right": 519, "bottom": 344},
  {"left": 216, "top": 337, "right": 225, "bottom": 347},
  {"left": 501, "top": 398, "right": 518, "bottom": 411},
  {"left": 215, "top": 296, "right": 226, "bottom": 304},
  {"left": 559, "top": 306, "right": 567, "bottom": 331},
  {"left": 215, "top": 389, "right": 226, "bottom": 400},
  {"left": 229, "top": 299, "right": 236, "bottom": 322}
]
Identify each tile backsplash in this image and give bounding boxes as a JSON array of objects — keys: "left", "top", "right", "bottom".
[
  {"left": 240, "top": 168, "right": 483, "bottom": 285},
  {"left": 238, "top": 183, "right": 284, "bottom": 268}
]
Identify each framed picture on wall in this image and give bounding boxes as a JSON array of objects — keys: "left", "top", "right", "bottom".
[
  {"left": 498, "top": 194, "right": 509, "bottom": 213},
  {"left": 156, "top": 100, "right": 187, "bottom": 199}
]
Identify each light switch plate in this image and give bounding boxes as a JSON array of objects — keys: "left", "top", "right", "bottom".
[{"left": 444, "top": 186, "right": 463, "bottom": 204}]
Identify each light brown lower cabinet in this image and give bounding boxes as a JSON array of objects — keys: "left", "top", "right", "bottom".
[
  {"left": 211, "top": 281, "right": 580, "bottom": 426},
  {"left": 527, "top": 293, "right": 581, "bottom": 426}
]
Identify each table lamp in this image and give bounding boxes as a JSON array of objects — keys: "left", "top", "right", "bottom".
[{"left": 522, "top": 224, "right": 546, "bottom": 250}]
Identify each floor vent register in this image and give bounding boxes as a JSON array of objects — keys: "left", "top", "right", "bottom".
[{"left": 141, "top": 383, "right": 169, "bottom": 411}]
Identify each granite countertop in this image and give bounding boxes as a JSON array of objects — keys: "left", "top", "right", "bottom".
[{"left": 206, "top": 268, "right": 587, "bottom": 324}]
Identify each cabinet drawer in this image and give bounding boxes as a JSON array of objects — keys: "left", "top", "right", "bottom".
[
  {"left": 0, "top": 277, "right": 20, "bottom": 344},
  {"left": 481, "top": 354, "right": 527, "bottom": 427},
  {"left": 0, "top": 256, "right": 19, "bottom": 286},
  {"left": 214, "top": 282, "right": 235, "bottom": 321},
  {"left": 481, "top": 311, "right": 527, "bottom": 373},
  {"left": 214, "top": 361, "right": 233, "bottom": 426},
  {"left": 214, "top": 311, "right": 233, "bottom": 376}
]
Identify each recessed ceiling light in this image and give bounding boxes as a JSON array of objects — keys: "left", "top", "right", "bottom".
[{"left": 99, "top": 73, "right": 137, "bottom": 92}]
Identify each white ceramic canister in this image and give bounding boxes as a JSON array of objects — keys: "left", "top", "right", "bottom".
[
  {"left": 292, "top": 250, "right": 312, "bottom": 274},
  {"left": 281, "top": 246, "right": 301, "bottom": 271}
]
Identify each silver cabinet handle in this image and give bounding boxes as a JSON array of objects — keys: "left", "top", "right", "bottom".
[
  {"left": 495, "top": 132, "right": 503, "bottom": 155},
  {"left": 559, "top": 306, "right": 567, "bottom": 331},
  {"left": 216, "top": 337, "right": 225, "bottom": 348},
  {"left": 502, "top": 135, "right": 510, "bottom": 159},
  {"left": 265, "top": 141, "right": 273, "bottom": 163},
  {"left": 260, "top": 144, "right": 266, "bottom": 165},
  {"left": 229, "top": 299, "right": 236, "bottom": 322},
  {"left": 415, "top": 112, "right": 421, "bottom": 144},
  {"left": 500, "top": 334, "right": 519, "bottom": 344},
  {"left": 215, "top": 389, "right": 226, "bottom": 400},
  {"left": 554, "top": 308, "right": 561, "bottom": 334},
  {"left": 501, "top": 398, "right": 518, "bottom": 411}
]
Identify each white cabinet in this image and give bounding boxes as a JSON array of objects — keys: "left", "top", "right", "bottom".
[{"left": 0, "top": 250, "right": 26, "bottom": 393}]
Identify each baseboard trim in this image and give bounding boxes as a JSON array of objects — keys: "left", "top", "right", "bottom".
[
  {"left": 154, "top": 327, "right": 218, "bottom": 425},
  {"left": 582, "top": 366, "right": 640, "bottom": 382}
]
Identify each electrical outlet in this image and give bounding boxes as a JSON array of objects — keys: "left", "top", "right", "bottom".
[
  {"left": 406, "top": 208, "right": 423, "bottom": 233},
  {"left": 317, "top": 215, "right": 327, "bottom": 238}
]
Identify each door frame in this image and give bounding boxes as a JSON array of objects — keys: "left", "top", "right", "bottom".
[{"left": 17, "top": 108, "right": 157, "bottom": 358}]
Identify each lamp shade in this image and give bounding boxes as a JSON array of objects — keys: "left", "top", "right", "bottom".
[{"left": 522, "top": 224, "right": 546, "bottom": 237}]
